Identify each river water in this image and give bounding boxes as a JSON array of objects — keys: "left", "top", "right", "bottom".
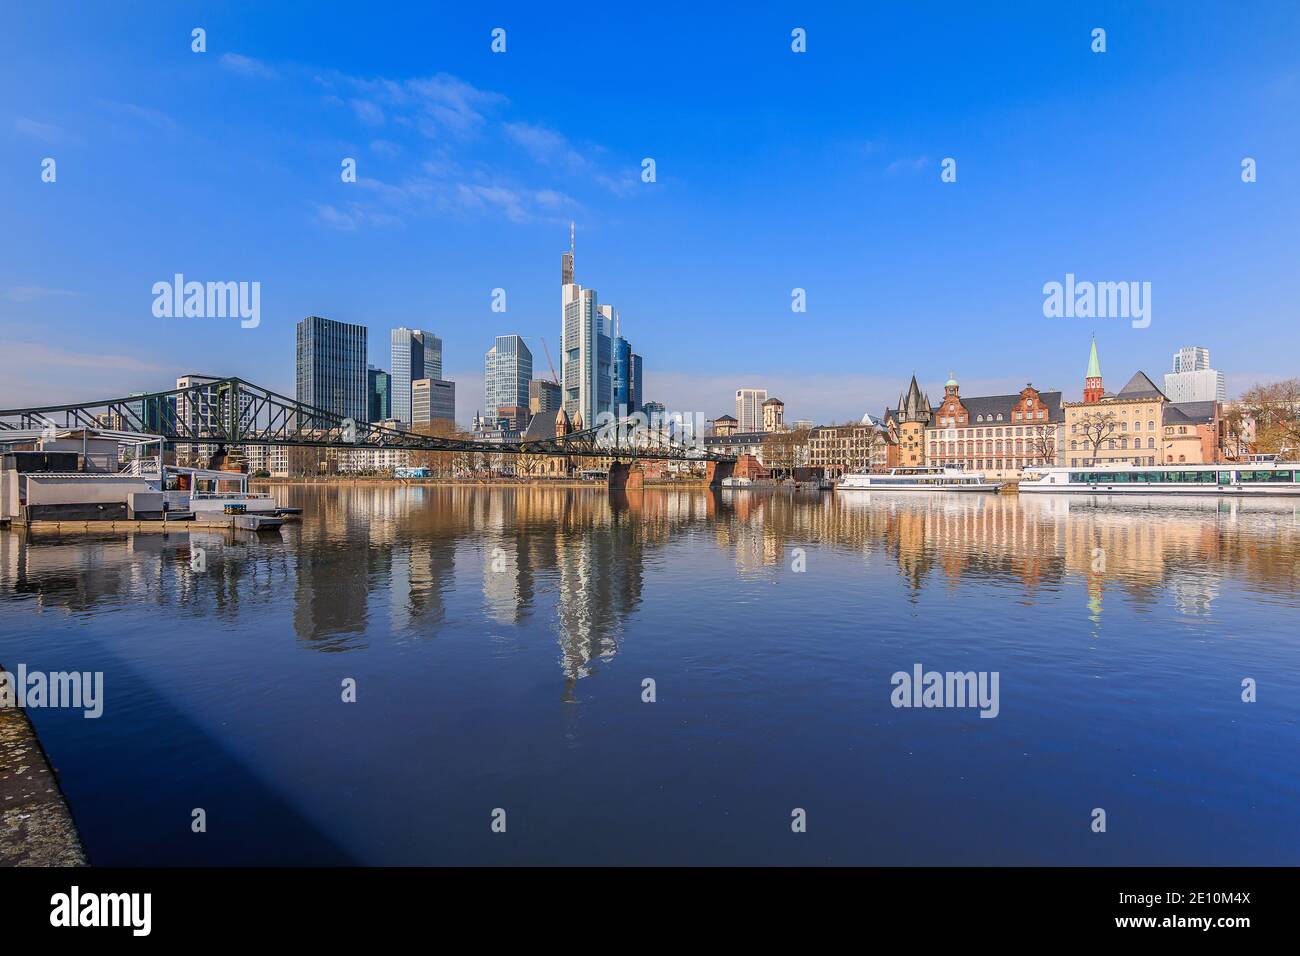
[{"left": 1, "top": 485, "right": 1297, "bottom": 865}]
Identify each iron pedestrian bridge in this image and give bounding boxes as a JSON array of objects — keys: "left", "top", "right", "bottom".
[{"left": 0, "top": 377, "right": 734, "bottom": 463}]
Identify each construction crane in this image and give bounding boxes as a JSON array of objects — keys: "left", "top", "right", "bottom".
[{"left": 529, "top": 336, "right": 560, "bottom": 385}]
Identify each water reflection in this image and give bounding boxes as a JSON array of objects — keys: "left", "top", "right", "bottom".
[{"left": 4, "top": 487, "right": 1299, "bottom": 675}]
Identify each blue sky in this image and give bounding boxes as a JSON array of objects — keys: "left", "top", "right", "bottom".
[{"left": 2, "top": 1, "right": 1298, "bottom": 426}]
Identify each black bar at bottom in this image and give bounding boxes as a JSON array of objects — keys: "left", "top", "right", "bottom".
[{"left": 0, "top": 866, "right": 1278, "bottom": 940}]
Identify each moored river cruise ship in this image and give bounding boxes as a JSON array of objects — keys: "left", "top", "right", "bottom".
[
  {"left": 1019, "top": 462, "right": 1300, "bottom": 495},
  {"left": 837, "top": 466, "right": 1004, "bottom": 493}
]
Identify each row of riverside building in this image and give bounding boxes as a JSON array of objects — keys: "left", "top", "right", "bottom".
[{"left": 701, "top": 337, "right": 1251, "bottom": 481}]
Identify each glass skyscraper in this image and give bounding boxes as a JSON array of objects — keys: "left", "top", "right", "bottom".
[
  {"left": 368, "top": 366, "right": 391, "bottom": 422},
  {"left": 484, "top": 335, "right": 533, "bottom": 414},
  {"left": 612, "top": 336, "right": 643, "bottom": 416},
  {"left": 296, "top": 316, "right": 368, "bottom": 422},
  {"left": 559, "top": 227, "right": 645, "bottom": 426},
  {"left": 389, "top": 328, "right": 443, "bottom": 424}
]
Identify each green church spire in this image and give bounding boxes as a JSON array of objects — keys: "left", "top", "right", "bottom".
[{"left": 1086, "top": 335, "right": 1102, "bottom": 379}]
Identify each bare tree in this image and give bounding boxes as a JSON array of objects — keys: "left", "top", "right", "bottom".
[
  {"left": 1026, "top": 423, "right": 1057, "bottom": 466},
  {"left": 1220, "top": 405, "right": 1253, "bottom": 461},
  {"left": 1079, "top": 411, "right": 1118, "bottom": 465},
  {"left": 1241, "top": 379, "right": 1300, "bottom": 456},
  {"left": 761, "top": 427, "right": 810, "bottom": 478}
]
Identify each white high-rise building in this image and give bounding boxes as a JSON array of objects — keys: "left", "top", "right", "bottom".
[
  {"left": 485, "top": 335, "right": 533, "bottom": 413},
  {"left": 390, "top": 328, "right": 443, "bottom": 424},
  {"left": 1164, "top": 346, "right": 1225, "bottom": 403},
  {"left": 560, "top": 224, "right": 613, "bottom": 429},
  {"left": 1172, "top": 346, "right": 1211, "bottom": 373},
  {"left": 735, "top": 388, "right": 768, "bottom": 432}
]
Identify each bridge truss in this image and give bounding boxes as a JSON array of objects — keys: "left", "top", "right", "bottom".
[{"left": 0, "top": 377, "right": 731, "bottom": 463}]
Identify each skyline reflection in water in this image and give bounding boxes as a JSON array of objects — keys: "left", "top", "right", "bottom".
[{"left": 1, "top": 486, "right": 1298, "bottom": 865}]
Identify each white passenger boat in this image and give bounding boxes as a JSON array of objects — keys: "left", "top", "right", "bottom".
[
  {"left": 1019, "top": 462, "right": 1300, "bottom": 496},
  {"left": 836, "top": 466, "right": 1004, "bottom": 493}
]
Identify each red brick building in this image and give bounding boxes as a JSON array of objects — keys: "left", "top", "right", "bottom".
[{"left": 926, "top": 374, "right": 1063, "bottom": 478}]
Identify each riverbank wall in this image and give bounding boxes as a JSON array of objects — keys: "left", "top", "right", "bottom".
[{"left": 0, "top": 666, "right": 87, "bottom": 866}]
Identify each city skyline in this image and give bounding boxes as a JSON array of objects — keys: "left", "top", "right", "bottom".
[{"left": 4, "top": 4, "right": 1298, "bottom": 425}]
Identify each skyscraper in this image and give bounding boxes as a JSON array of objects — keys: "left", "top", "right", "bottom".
[
  {"left": 368, "top": 366, "right": 391, "bottom": 422},
  {"left": 484, "top": 335, "right": 533, "bottom": 414},
  {"left": 1172, "top": 346, "right": 1211, "bottom": 373},
  {"left": 529, "top": 379, "right": 561, "bottom": 416},
  {"left": 1165, "top": 346, "right": 1225, "bottom": 403},
  {"left": 412, "top": 378, "right": 455, "bottom": 426},
  {"left": 735, "top": 388, "right": 768, "bottom": 432},
  {"left": 629, "top": 352, "right": 643, "bottom": 412},
  {"left": 390, "top": 328, "right": 443, "bottom": 424},
  {"left": 612, "top": 334, "right": 631, "bottom": 413},
  {"left": 561, "top": 224, "right": 614, "bottom": 429},
  {"left": 296, "top": 316, "right": 368, "bottom": 421}
]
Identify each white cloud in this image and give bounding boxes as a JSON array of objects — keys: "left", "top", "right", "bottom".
[
  {"left": 350, "top": 99, "right": 385, "bottom": 125},
  {"left": 503, "top": 121, "right": 586, "bottom": 169},
  {"left": 99, "top": 100, "right": 178, "bottom": 131},
  {"left": 221, "top": 53, "right": 277, "bottom": 79},
  {"left": 886, "top": 155, "right": 931, "bottom": 174},
  {"left": 339, "top": 72, "right": 506, "bottom": 140},
  {"left": 14, "top": 117, "right": 75, "bottom": 143}
]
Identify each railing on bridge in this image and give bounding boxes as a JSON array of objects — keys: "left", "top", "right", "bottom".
[{"left": 0, "top": 377, "right": 734, "bottom": 463}]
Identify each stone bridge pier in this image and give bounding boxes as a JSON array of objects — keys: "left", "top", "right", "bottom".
[
  {"left": 705, "top": 460, "right": 735, "bottom": 487},
  {"left": 607, "top": 461, "right": 645, "bottom": 491}
]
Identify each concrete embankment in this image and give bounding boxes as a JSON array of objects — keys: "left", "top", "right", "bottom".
[{"left": 0, "top": 670, "right": 87, "bottom": 866}]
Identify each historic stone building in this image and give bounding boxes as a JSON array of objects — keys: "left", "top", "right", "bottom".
[
  {"left": 925, "top": 374, "right": 1064, "bottom": 478},
  {"left": 885, "top": 376, "right": 932, "bottom": 468},
  {"left": 1061, "top": 340, "right": 1221, "bottom": 467},
  {"left": 762, "top": 397, "right": 785, "bottom": 432},
  {"left": 709, "top": 414, "right": 738, "bottom": 438}
]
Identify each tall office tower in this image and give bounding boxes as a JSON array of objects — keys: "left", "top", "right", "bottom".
[
  {"left": 1164, "top": 346, "right": 1226, "bottom": 403},
  {"left": 560, "top": 224, "right": 614, "bottom": 428},
  {"left": 389, "top": 328, "right": 443, "bottom": 423},
  {"left": 484, "top": 335, "right": 533, "bottom": 414},
  {"left": 612, "top": 334, "right": 633, "bottom": 414},
  {"left": 630, "top": 352, "right": 643, "bottom": 413},
  {"left": 296, "top": 316, "right": 368, "bottom": 421},
  {"left": 1172, "top": 346, "right": 1211, "bottom": 373},
  {"left": 367, "top": 366, "right": 392, "bottom": 422},
  {"left": 529, "top": 379, "right": 561, "bottom": 416},
  {"left": 412, "top": 378, "right": 456, "bottom": 426},
  {"left": 735, "top": 388, "right": 768, "bottom": 432}
]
